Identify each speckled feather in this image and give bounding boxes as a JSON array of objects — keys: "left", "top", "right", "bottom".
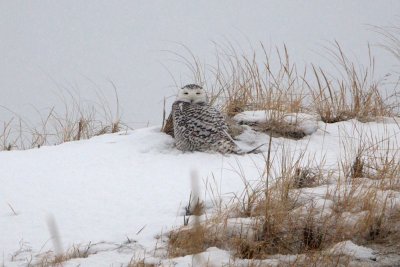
[{"left": 172, "top": 101, "right": 238, "bottom": 153}]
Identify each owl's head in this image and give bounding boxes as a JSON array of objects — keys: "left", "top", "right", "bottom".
[{"left": 177, "top": 84, "right": 207, "bottom": 104}]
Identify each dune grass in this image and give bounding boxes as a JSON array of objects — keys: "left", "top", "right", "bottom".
[
  {"left": 167, "top": 130, "right": 400, "bottom": 265},
  {"left": 0, "top": 84, "right": 125, "bottom": 151},
  {"left": 165, "top": 36, "right": 400, "bottom": 265}
]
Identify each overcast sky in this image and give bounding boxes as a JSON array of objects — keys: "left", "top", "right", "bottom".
[{"left": 1, "top": 1, "right": 399, "bottom": 128}]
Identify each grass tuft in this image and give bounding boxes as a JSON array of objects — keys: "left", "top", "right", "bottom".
[
  {"left": 167, "top": 130, "right": 400, "bottom": 264},
  {"left": 0, "top": 85, "right": 126, "bottom": 151}
]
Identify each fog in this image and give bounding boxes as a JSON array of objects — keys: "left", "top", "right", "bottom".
[{"left": 1, "top": 1, "right": 399, "bottom": 128}]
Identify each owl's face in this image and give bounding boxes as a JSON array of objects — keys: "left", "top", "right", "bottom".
[{"left": 177, "top": 84, "right": 207, "bottom": 104}]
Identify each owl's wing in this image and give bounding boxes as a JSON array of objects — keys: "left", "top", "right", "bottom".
[{"left": 174, "top": 102, "right": 231, "bottom": 138}]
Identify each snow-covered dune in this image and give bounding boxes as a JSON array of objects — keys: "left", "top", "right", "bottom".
[
  {"left": 1, "top": 126, "right": 266, "bottom": 265},
  {"left": 1, "top": 118, "right": 400, "bottom": 266}
]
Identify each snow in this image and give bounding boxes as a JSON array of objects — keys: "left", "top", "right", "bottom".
[
  {"left": 165, "top": 247, "right": 233, "bottom": 267},
  {"left": 233, "top": 110, "right": 272, "bottom": 124},
  {"left": 1, "top": 2, "right": 399, "bottom": 265},
  {"left": 283, "top": 113, "right": 320, "bottom": 135},
  {"left": 1, "top": 118, "right": 400, "bottom": 266},
  {"left": 233, "top": 110, "right": 320, "bottom": 136},
  {"left": 329, "top": 240, "right": 376, "bottom": 261},
  {"left": 0, "top": 126, "right": 266, "bottom": 266}
]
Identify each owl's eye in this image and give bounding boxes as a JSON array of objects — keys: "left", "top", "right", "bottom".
[
  {"left": 184, "top": 92, "right": 189, "bottom": 95},
  {"left": 196, "top": 92, "right": 201, "bottom": 95}
]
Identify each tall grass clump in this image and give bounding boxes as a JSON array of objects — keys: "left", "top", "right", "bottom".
[
  {"left": 0, "top": 83, "right": 125, "bottom": 151},
  {"left": 168, "top": 40, "right": 397, "bottom": 125},
  {"left": 163, "top": 43, "right": 313, "bottom": 139},
  {"left": 167, "top": 119, "right": 400, "bottom": 265},
  {"left": 308, "top": 42, "right": 394, "bottom": 123},
  {"left": 180, "top": 43, "right": 308, "bottom": 117}
]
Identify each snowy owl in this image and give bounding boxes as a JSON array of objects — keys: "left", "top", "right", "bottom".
[{"left": 171, "top": 84, "right": 238, "bottom": 154}]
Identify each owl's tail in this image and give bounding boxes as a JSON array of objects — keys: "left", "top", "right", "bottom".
[
  {"left": 236, "top": 143, "right": 265, "bottom": 155},
  {"left": 222, "top": 129, "right": 265, "bottom": 155}
]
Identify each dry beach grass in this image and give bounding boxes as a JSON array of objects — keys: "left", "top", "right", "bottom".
[{"left": 164, "top": 35, "right": 400, "bottom": 266}]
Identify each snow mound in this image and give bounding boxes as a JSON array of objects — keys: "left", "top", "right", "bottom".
[
  {"left": 233, "top": 110, "right": 273, "bottom": 124},
  {"left": 233, "top": 110, "right": 319, "bottom": 136},
  {"left": 2, "top": 118, "right": 400, "bottom": 266},
  {"left": 283, "top": 113, "right": 319, "bottom": 135},
  {"left": 0, "top": 126, "right": 266, "bottom": 266},
  {"left": 329, "top": 241, "right": 376, "bottom": 261}
]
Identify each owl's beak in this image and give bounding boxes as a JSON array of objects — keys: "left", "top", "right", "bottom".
[{"left": 190, "top": 100, "right": 194, "bottom": 103}]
